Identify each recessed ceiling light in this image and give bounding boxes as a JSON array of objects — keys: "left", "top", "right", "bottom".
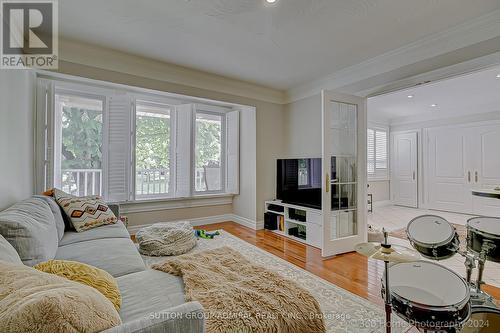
[
  {"left": 266, "top": 0, "right": 277, "bottom": 3},
  {"left": 407, "top": 95, "right": 414, "bottom": 98},
  {"left": 431, "top": 104, "right": 437, "bottom": 107},
  {"left": 496, "top": 74, "right": 500, "bottom": 78}
]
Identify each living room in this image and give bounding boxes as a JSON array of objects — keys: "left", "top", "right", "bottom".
[{"left": 1, "top": 1, "right": 500, "bottom": 333}]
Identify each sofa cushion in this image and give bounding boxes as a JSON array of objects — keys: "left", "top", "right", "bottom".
[
  {"left": 35, "top": 259, "right": 122, "bottom": 311},
  {"left": 0, "top": 197, "right": 58, "bottom": 266},
  {"left": 0, "top": 260, "right": 121, "bottom": 333},
  {"left": 33, "top": 195, "right": 66, "bottom": 241},
  {"left": 59, "top": 220, "right": 130, "bottom": 246},
  {"left": 116, "top": 269, "right": 186, "bottom": 323},
  {"left": 54, "top": 189, "right": 117, "bottom": 232},
  {"left": 0, "top": 234, "right": 22, "bottom": 264},
  {"left": 55, "top": 238, "right": 146, "bottom": 277}
]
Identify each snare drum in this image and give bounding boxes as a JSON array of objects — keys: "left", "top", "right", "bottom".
[
  {"left": 467, "top": 217, "right": 500, "bottom": 262},
  {"left": 382, "top": 261, "right": 471, "bottom": 330},
  {"left": 407, "top": 215, "right": 460, "bottom": 260},
  {"left": 459, "top": 306, "right": 500, "bottom": 333}
]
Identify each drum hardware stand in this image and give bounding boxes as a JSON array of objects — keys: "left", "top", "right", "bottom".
[
  {"left": 457, "top": 240, "right": 496, "bottom": 307},
  {"left": 382, "top": 228, "right": 392, "bottom": 333}
]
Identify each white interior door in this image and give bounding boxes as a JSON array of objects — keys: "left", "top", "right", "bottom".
[
  {"left": 470, "top": 123, "right": 500, "bottom": 216},
  {"left": 321, "top": 90, "right": 367, "bottom": 257},
  {"left": 391, "top": 132, "right": 418, "bottom": 207},
  {"left": 425, "top": 126, "right": 473, "bottom": 213}
]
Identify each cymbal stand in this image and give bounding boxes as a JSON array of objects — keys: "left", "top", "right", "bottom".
[{"left": 382, "top": 228, "right": 392, "bottom": 333}]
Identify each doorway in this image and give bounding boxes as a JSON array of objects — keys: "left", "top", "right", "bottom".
[{"left": 391, "top": 131, "right": 418, "bottom": 208}]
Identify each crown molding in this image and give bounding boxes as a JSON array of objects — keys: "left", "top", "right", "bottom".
[
  {"left": 58, "top": 38, "right": 287, "bottom": 105},
  {"left": 286, "top": 10, "right": 500, "bottom": 103}
]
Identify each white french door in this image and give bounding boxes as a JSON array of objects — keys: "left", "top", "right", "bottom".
[
  {"left": 391, "top": 131, "right": 418, "bottom": 208},
  {"left": 321, "top": 90, "right": 367, "bottom": 257}
]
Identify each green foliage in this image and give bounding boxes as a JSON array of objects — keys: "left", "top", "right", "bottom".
[
  {"left": 61, "top": 108, "right": 222, "bottom": 174},
  {"left": 61, "top": 107, "right": 102, "bottom": 169},
  {"left": 135, "top": 115, "right": 170, "bottom": 170},
  {"left": 196, "top": 119, "right": 221, "bottom": 168}
]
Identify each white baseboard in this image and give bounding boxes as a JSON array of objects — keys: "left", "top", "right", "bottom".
[
  {"left": 127, "top": 213, "right": 258, "bottom": 234},
  {"left": 373, "top": 200, "right": 392, "bottom": 208}
]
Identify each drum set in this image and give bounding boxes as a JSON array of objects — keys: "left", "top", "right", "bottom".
[{"left": 356, "top": 215, "right": 500, "bottom": 333}]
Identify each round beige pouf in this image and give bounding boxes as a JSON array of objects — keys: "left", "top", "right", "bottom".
[{"left": 136, "top": 221, "right": 197, "bottom": 256}]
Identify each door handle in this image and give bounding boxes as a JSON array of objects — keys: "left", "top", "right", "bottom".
[
  {"left": 475, "top": 171, "right": 478, "bottom": 183},
  {"left": 326, "top": 173, "right": 330, "bottom": 193},
  {"left": 468, "top": 171, "right": 471, "bottom": 183},
  {"left": 412, "top": 171, "right": 415, "bottom": 180}
]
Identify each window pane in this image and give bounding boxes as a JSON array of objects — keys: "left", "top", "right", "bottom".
[
  {"left": 135, "top": 102, "right": 171, "bottom": 197},
  {"left": 55, "top": 94, "right": 103, "bottom": 196},
  {"left": 195, "top": 113, "right": 222, "bottom": 192}
]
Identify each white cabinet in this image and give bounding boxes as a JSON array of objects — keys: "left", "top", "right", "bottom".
[
  {"left": 264, "top": 201, "right": 323, "bottom": 248},
  {"left": 425, "top": 122, "right": 500, "bottom": 216}
]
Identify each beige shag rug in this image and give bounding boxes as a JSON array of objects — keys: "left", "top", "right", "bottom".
[{"left": 152, "top": 246, "right": 326, "bottom": 333}]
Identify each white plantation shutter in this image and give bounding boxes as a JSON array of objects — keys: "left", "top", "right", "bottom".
[
  {"left": 367, "top": 127, "right": 388, "bottom": 179},
  {"left": 226, "top": 110, "right": 239, "bottom": 194},
  {"left": 35, "top": 78, "right": 54, "bottom": 193},
  {"left": 175, "top": 104, "right": 193, "bottom": 197},
  {"left": 367, "top": 129, "right": 375, "bottom": 175},
  {"left": 375, "top": 130, "right": 387, "bottom": 169},
  {"left": 106, "top": 94, "right": 132, "bottom": 202}
]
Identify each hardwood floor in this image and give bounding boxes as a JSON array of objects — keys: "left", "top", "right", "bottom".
[{"left": 195, "top": 221, "right": 500, "bottom": 306}]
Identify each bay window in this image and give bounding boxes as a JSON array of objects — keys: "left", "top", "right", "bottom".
[{"left": 36, "top": 77, "right": 239, "bottom": 203}]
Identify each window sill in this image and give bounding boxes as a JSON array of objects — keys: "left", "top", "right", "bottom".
[{"left": 119, "top": 194, "right": 234, "bottom": 214}]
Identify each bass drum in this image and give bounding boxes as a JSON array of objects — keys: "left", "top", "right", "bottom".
[
  {"left": 382, "top": 261, "right": 471, "bottom": 330},
  {"left": 459, "top": 306, "right": 500, "bottom": 333},
  {"left": 407, "top": 215, "right": 460, "bottom": 260}
]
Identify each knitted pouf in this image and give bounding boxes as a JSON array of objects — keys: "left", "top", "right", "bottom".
[{"left": 136, "top": 221, "right": 197, "bottom": 256}]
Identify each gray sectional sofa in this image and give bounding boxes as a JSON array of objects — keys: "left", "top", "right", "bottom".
[{"left": 0, "top": 195, "right": 204, "bottom": 333}]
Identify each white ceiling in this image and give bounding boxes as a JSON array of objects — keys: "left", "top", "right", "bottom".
[
  {"left": 368, "top": 65, "right": 500, "bottom": 123},
  {"left": 58, "top": 0, "right": 500, "bottom": 90}
]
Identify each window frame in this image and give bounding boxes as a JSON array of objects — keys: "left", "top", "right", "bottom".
[
  {"left": 132, "top": 98, "right": 176, "bottom": 201},
  {"left": 192, "top": 104, "right": 227, "bottom": 196},
  {"left": 367, "top": 124, "right": 389, "bottom": 181},
  {"left": 36, "top": 76, "right": 239, "bottom": 205}
]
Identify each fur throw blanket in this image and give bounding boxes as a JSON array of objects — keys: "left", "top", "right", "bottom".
[
  {"left": 136, "top": 222, "right": 197, "bottom": 256},
  {"left": 152, "top": 246, "right": 325, "bottom": 333}
]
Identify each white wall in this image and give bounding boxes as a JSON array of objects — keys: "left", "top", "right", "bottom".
[
  {"left": 368, "top": 180, "right": 390, "bottom": 202},
  {"left": 0, "top": 70, "right": 35, "bottom": 210},
  {"left": 284, "top": 94, "right": 321, "bottom": 157}
]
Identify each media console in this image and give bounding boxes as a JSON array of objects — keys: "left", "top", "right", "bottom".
[{"left": 264, "top": 200, "right": 322, "bottom": 248}]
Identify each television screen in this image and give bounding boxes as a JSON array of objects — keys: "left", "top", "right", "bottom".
[{"left": 276, "top": 158, "right": 322, "bottom": 209}]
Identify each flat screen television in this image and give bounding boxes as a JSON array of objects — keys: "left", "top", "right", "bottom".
[{"left": 276, "top": 158, "right": 322, "bottom": 209}]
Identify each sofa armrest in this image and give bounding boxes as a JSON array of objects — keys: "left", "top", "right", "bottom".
[{"left": 102, "top": 301, "right": 204, "bottom": 333}]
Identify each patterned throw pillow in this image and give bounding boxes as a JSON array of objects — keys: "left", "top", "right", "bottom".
[
  {"left": 53, "top": 189, "right": 117, "bottom": 232},
  {"left": 34, "top": 260, "right": 121, "bottom": 311}
]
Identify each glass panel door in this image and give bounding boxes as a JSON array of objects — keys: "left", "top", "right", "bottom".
[{"left": 322, "top": 91, "right": 367, "bottom": 257}]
